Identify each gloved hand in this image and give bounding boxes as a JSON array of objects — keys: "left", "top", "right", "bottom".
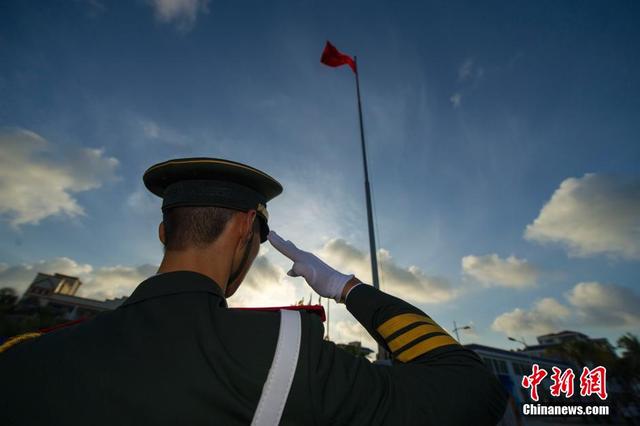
[{"left": 268, "top": 231, "right": 355, "bottom": 302}]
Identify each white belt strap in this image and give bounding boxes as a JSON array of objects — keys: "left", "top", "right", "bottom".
[{"left": 251, "top": 309, "right": 302, "bottom": 426}]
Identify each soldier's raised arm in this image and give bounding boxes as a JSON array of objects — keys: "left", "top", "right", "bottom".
[{"left": 269, "top": 231, "right": 508, "bottom": 426}]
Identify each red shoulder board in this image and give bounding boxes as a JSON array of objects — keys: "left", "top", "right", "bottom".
[
  {"left": 233, "top": 304, "right": 326, "bottom": 322},
  {"left": 39, "top": 318, "right": 88, "bottom": 333}
]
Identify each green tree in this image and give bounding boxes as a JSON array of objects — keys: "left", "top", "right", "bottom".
[
  {"left": 337, "top": 342, "right": 374, "bottom": 358},
  {"left": 0, "top": 287, "right": 18, "bottom": 307},
  {"left": 617, "top": 333, "right": 640, "bottom": 378},
  {"left": 544, "top": 340, "right": 616, "bottom": 369}
]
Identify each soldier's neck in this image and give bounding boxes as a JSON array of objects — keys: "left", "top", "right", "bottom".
[{"left": 158, "top": 247, "right": 231, "bottom": 294}]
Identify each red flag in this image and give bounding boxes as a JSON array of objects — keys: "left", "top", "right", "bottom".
[{"left": 320, "top": 41, "right": 357, "bottom": 74}]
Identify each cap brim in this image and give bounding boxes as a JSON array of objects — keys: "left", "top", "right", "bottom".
[{"left": 143, "top": 158, "right": 283, "bottom": 202}]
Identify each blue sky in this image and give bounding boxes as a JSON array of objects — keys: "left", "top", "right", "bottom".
[{"left": 1, "top": 0, "right": 639, "bottom": 350}]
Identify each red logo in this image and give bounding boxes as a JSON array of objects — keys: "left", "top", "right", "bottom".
[
  {"left": 550, "top": 367, "right": 575, "bottom": 398},
  {"left": 521, "top": 363, "right": 548, "bottom": 401},
  {"left": 521, "top": 364, "right": 608, "bottom": 401},
  {"left": 579, "top": 366, "right": 608, "bottom": 400}
]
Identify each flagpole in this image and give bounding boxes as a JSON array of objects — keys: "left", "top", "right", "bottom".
[{"left": 354, "top": 56, "right": 386, "bottom": 360}]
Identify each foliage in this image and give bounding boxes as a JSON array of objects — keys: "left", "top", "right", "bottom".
[
  {"left": 337, "top": 343, "right": 374, "bottom": 358},
  {"left": 0, "top": 306, "right": 67, "bottom": 338},
  {"left": 617, "top": 333, "right": 640, "bottom": 379},
  {"left": 544, "top": 339, "right": 616, "bottom": 369},
  {"left": 0, "top": 287, "right": 18, "bottom": 307}
]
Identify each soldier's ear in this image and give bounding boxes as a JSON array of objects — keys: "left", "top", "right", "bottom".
[
  {"left": 244, "top": 210, "right": 257, "bottom": 236},
  {"left": 159, "top": 222, "right": 166, "bottom": 245}
]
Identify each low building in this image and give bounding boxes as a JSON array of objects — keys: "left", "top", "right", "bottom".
[
  {"left": 536, "top": 330, "right": 591, "bottom": 346},
  {"left": 511, "top": 343, "right": 557, "bottom": 359},
  {"left": 516, "top": 330, "right": 617, "bottom": 365},
  {"left": 16, "top": 272, "right": 126, "bottom": 319}
]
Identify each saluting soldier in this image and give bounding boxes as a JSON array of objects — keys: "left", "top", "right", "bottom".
[{"left": 0, "top": 158, "right": 507, "bottom": 425}]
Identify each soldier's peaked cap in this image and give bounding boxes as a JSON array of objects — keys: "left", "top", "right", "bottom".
[{"left": 143, "top": 158, "right": 283, "bottom": 243}]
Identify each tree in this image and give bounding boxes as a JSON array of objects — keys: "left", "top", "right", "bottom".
[
  {"left": 0, "top": 287, "right": 18, "bottom": 312},
  {"left": 618, "top": 333, "right": 640, "bottom": 358},
  {"left": 544, "top": 340, "right": 616, "bottom": 369},
  {"left": 337, "top": 342, "right": 374, "bottom": 358},
  {"left": 0, "top": 287, "right": 18, "bottom": 306},
  {"left": 617, "top": 333, "right": 640, "bottom": 378}
]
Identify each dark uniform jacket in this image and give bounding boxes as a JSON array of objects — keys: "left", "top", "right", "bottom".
[{"left": 1, "top": 271, "right": 507, "bottom": 425}]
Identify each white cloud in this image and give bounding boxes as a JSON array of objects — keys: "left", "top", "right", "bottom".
[
  {"left": 0, "top": 251, "right": 299, "bottom": 307},
  {"left": 229, "top": 253, "right": 300, "bottom": 307},
  {"left": 0, "top": 251, "right": 428, "bottom": 356},
  {"left": 320, "top": 239, "right": 457, "bottom": 303},
  {"left": 457, "top": 58, "right": 484, "bottom": 81},
  {"left": 450, "top": 92, "right": 462, "bottom": 108},
  {"left": 139, "top": 119, "right": 187, "bottom": 145},
  {"left": 126, "top": 189, "right": 160, "bottom": 214},
  {"left": 491, "top": 297, "right": 571, "bottom": 336},
  {"left": 0, "top": 128, "right": 118, "bottom": 227},
  {"left": 525, "top": 174, "right": 640, "bottom": 260},
  {"left": 452, "top": 58, "right": 484, "bottom": 106},
  {"left": 462, "top": 254, "right": 538, "bottom": 288},
  {"left": 81, "top": 264, "right": 158, "bottom": 300},
  {"left": 567, "top": 281, "right": 640, "bottom": 327},
  {"left": 0, "top": 258, "right": 93, "bottom": 295},
  {"left": 0, "top": 257, "right": 154, "bottom": 300},
  {"left": 235, "top": 252, "right": 378, "bottom": 349},
  {"left": 332, "top": 320, "right": 377, "bottom": 354},
  {"left": 141, "top": 120, "right": 160, "bottom": 139},
  {"left": 458, "top": 59, "right": 474, "bottom": 81},
  {"left": 147, "top": 0, "right": 210, "bottom": 31},
  {"left": 492, "top": 281, "right": 640, "bottom": 337}
]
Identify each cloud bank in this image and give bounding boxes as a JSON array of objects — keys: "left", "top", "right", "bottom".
[
  {"left": 0, "top": 257, "right": 155, "bottom": 300},
  {"left": 567, "top": 281, "right": 640, "bottom": 327},
  {"left": 492, "top": 281, "right": 640, "bottom": 337},
  {"left": 230, "top": 254, "right": 300, "bottom": 307},
  {"left": 462, "top": 254, "right": 538, "bottom": 288},
  {"left": 492, "top": 297, "right": 570, "bottom": 336},
  {"left": 147, "top": 0, "right": 210, "bottom": 31},
  {"left": 320, "top": 239, "right": 457, "bottom": 303},
  {"left": 0, "top": 128, "right": 118, "bottom": 227},
  {"left": 525, "top": 174, "right": 640, "bottom": 260}
]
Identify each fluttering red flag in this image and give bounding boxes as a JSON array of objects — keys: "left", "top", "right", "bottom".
[{"left": 320, "top": 41, "right": 357, "bottom": 74}]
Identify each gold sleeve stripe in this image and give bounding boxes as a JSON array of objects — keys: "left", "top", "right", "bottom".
[
  {"left": 0, "top": 332, "right": 42, "bottom": 354},
  {"left": 396, "top": 335, "right": 459, "bottom": 363},
  {"left": 388, "top": 323, "right": 448, "bottom": 353},
  {"left": 376, "top": 313, "right": 434, "bottom": 339}
]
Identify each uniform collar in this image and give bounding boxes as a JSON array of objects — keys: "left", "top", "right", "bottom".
[{"left": 122, "top": 270, "right": 227, "bottom": 308}]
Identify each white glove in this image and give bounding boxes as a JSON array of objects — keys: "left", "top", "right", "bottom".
[{"left": 268, "top": 231, "right": 354, "bottom": 302}]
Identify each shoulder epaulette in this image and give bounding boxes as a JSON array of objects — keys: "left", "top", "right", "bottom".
[
  {"left": 233, "top": 305, "right": 326, "bottom": 322},
  {"left": 0, "top": 332, "right": 42, "bottom": 354},
  {"left": 0, "top": 318, "right": 88, "bottom": 354}
]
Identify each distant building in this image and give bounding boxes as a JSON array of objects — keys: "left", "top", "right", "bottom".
[
  {"left": 511, "top": 343, "right": 555, "bottom": 359},
  {"left": 536, "top": 330, "right": 591, "bottom": 345},
  {"left": 16, "top": 272, "right": 126, "bottom": 319},
  {"left": 517, "top": 330, "right": 617, "bottom": 362}
]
